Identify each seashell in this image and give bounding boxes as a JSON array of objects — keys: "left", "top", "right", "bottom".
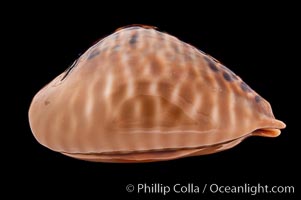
[{"left": 28, "top": 25, "right": 286, "bottom": 163}]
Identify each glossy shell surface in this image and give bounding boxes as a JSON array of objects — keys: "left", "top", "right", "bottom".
[{"left": 29, "top": 25, "right": 286, "bottom": 162}]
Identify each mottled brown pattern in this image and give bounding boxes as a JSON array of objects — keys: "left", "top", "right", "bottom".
[{"left": 29, "top": 25, "right": 286, "bottom": 163}]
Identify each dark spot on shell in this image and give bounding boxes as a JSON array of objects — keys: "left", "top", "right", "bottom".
[
  {"left": 221, "top": 65, "right": 238, "bottom": 80},
  {"left": 88, "top": 49, "right": 100, "bottom": 60},
  {"left": 44, "top": 100, "right": 50, "bottom": 106},
  {"left": 204, "top": 56, "right": 219, "bottom": 72},
  {"left": 129, "top": 33, "right": 138, "bottom": 45},
  {"left": 240, "top": 82, "right": 252, "bottom": 92},
  {"left": 223, "top": 72, "right": 232, "bottom": 82},
  {"left": 255, "top": 95, "right": 261, "bottom": 103}
]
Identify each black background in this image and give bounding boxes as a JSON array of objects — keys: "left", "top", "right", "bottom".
[{"left": 8, "top": 3, "right": 298, "bottom": 199}]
